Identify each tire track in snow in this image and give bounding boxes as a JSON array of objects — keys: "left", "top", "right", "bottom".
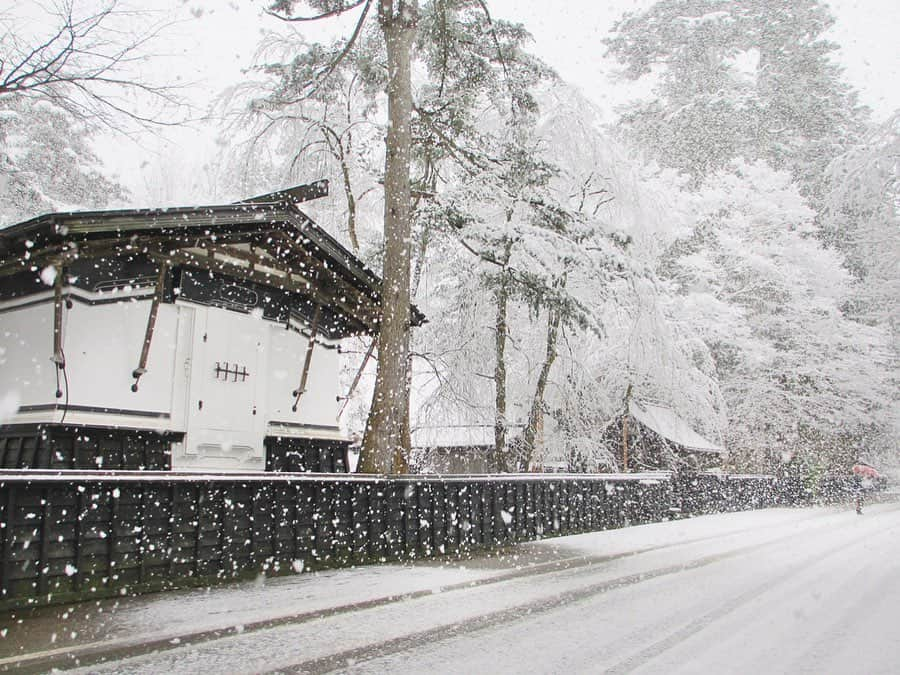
[
  {"left": 785, "top": 534, "right": 900, "bottom": 674},
  {"left": 603, "top": 516, "right": 900, "bottom": 674},
  {"left": 0, "top": 532, "right": 746, "bottom": 673},
  {"left": 7, "top": 505, "right": 887, "bottom": 673},
  {"left": 281, "top": 509, "right": 900, "bottom": 675}
]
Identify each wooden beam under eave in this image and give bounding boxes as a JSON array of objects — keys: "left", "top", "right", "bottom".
[
  {"left": 197, "top": 243, "right": 383, "bottom": 332},
  {"left": 147, "top": 250, "right": 380, "bottom": 334},
  {"left": 195, "top": 241, "right": 351, "bottom": 296},
  {"left": 0, "top": 230, "right": 287, "bottom": 277},
  {"left": 89, "top": 236, "right": 379, "bottom": 334},
  {"left": 261, "top": 231, "right": 381, "bottom": 306}
]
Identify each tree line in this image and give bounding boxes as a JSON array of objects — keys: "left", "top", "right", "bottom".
[{"left": 1, "top": 0, "right": 896, "bottom": 478}]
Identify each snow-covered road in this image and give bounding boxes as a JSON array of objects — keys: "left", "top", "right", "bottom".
[{"left": 4, "top": 500, "right": 899, "bottom": 674}]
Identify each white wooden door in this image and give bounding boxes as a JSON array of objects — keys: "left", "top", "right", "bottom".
[{"left": 182, "top": 306, "right": 268, "bottom": 469}]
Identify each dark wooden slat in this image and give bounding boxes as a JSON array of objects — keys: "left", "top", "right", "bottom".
[
  {"left": 403, "top": 482, "right": 417, "bottom": 559},
  {"left": 1, "top": 485, "right": 16, "bottom": 598},
  {"left": 219, "top": 485, "right": 232, "bottom": 578},
  {"left": 193, "top": 488, "right": 204, "bottom": 578},
  {"left": 38, "top": 487, "right": 50, "bottom": 596},
  {"left": 73, "top": 488, "right": 84, "bottom": 591},
  {"left": 167, "top": 484, "right": 178, "bottom": 575},
  {"left": 108, "top": 485, "right": 119, "bottom": 586},
  {"left": 137, "top": 486, "right": 147, "bottom": 584}
]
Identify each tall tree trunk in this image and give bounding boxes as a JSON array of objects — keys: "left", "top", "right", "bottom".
[
  {"left": 493, "top": 270, "right": 510, "bottom": 471},
  {"left": 622, "top": 382, "right": 633, "bottom": 472},
  {"left": 521, "top": 305, "right": 562, "bottom": 470},
  {"left": 359, "top": 0, "right": 418, "bottom": 474},
  {"left": 322, "top": 125, "right": 361, "bottom": 252},
  {"left": 339, "top": 151, "right": 361, "bottom": 252},
  {"left": 410, "top": 153, "right": 436, "bottom": 296}
]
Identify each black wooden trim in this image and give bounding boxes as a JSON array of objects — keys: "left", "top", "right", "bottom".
[
  {"left": 265, "top": 436, "right": 350, "bottom": 474},
  {"left": 0, "top": 291, "right": 155, "bottom": 314},
  {"left": 0, "top": 487, "right": 14, "bottom": 599},
  {"left": 267, "top": 422, "right": 341, "bottom": 432},
  {"left": 17, "top": 404, "right": 171, "bottom": 419}
]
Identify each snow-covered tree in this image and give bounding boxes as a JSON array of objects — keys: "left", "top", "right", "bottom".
[
  {"left": 261, "top": 0, "right": 423, "bottom": 472},
  {"left": 245, "top": 0, "right": 551, "bottom": 472},
  {"left": 823, "top": 111, "right": 900, "bottom": 333},
  {"left": 220, "top": 24, "right": 387, "bottom": 252},
  {"left": 604, "top": 0, "right": 866, "bottom": 194},
  {"left": 0, "top": 97, "right": 125, "bottom": 225},
  {"left": 432, "top": 126, "right": 626, "bottom": 470},
  {"left": 821, "top": 112, "right": 900, "bottom": 468},
  {"left": 602, "top": 0, "right": 892, "bottom": 473},
  {"left": 662, "top": 161, "right": 894, "bottom": 470},
  {"left": 412, "top": 87, "right": 726, "bottom": 472},
  {"left": 1, "top": 1, "right": 179, "bottom": 129}
]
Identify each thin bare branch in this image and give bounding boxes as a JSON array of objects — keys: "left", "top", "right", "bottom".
[
  {"left": 0, "top": 0, "right": 187, "bottom": 130},
  {"left": 270, "top": 0, "right": 372, "bottom": 105},
  {"left": 265, "top": 0, "right": 367, "bottom": 22}
]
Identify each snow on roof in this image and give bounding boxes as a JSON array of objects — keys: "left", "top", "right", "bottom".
[
  {"left": 629, "top": 400, "right": 724, "bottom": 454},
  {"left": 411, "top": 425, "right": 496, "bottom": 449}
]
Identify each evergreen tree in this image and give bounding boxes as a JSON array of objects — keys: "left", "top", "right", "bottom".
[
  {"left": 414, "top": 87, "right": 724, "bottom": 472},
  {"left": 662, "top": 161, "right": 894, "bottom": 469},
  {"left": 823, "top": 111, "right": 900, "bottom": 333},
  {"left": 0, "top": 97, "right": 125, "bottom": 225},
  {"left": 604, "top": 0, "right": 867, "bottom": 194}
]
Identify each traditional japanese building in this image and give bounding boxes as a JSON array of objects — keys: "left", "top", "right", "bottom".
[
  {"left": 0, "top": 181, "right": 420, "bottom": 472},
  {"left": 602, "top": 399, "right": 726, "bottom": 472},
  {"left": 410, "top": 425, "right": 498, "bottom": 474}
]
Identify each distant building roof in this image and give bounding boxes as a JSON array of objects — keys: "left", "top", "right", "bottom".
[
  {"left": 411, "top": 424, "right": 526, "bottom": 449},
  {"left": 629, "top": 400, "right": 724, "bottom": 455},
  {"left": 411, "top": 425, "right": 495, "bottom": 449}
]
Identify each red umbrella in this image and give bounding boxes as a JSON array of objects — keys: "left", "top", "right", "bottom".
[{"left": 852, "top": 463, "right": 880, "bottom": 479}]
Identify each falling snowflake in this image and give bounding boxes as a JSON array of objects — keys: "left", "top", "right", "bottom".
[{"left": 39, "top": 265, "right": 57, "bottom": 286}]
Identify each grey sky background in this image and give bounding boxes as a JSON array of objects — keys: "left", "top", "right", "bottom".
[{"left": 95, "top": 0, "right": 900, "bottom": 206}]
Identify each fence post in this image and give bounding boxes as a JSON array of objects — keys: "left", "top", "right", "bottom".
[
  {"left": 193, "top": 485, "right": 205, "bottom": 578},
  {"left": 37, "top": 486, "right": 50, "bottom": 597},
  {"left": 73, "top": 487, "right": 84, "bottom": 592},
  {"left": 1, "top": 484, "right": 15, "bottom": 599}
]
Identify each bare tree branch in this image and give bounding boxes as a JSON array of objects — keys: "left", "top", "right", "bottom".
[
  {"left": 265, "top": 0, "right": 367, "bottom": 22},
  {"left": 268, "top": 0, "right": 373, "bottom": 105},
  {"left": 0, "top": 0, "right": 187, "bottom": 130}
]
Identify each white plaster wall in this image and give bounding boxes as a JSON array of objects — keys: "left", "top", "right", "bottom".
[
  {"left": 63, "top": 300, "right": 179, "bottom": 413},
  {"left": 0, "top": 302, "right": 58, "bottom": 409},
  {"left": 266, "top": 322, "right": 341, "bottom": 430},
  {"left": 0, "top": 296, "right": 181, "bottom": 428}
]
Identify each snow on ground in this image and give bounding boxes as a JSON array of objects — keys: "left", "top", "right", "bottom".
[{"left": 2, "top": 501, "right": 899, "bottom": 673}]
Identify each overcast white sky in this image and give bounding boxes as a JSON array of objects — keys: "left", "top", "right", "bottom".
[{"left": 97, "top": 0, "right": 900, "bottom": 206}]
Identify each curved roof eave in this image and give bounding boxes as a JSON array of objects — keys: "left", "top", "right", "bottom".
[{"left": 0, "top": 198, "right": 426, "bottom": 327}]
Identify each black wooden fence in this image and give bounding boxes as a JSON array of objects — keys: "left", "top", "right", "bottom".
[{"left": 0, "top": 470, "right": 777, "bottom": 610}]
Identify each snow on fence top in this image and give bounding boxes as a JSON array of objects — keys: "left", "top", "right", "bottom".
[{"left": 0, "top": 469, "right": 675, "bottom": 484}]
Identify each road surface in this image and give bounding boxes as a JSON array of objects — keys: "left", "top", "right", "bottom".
[{"left": 2, "top": 500, "right": 898, "bottom": 674}]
